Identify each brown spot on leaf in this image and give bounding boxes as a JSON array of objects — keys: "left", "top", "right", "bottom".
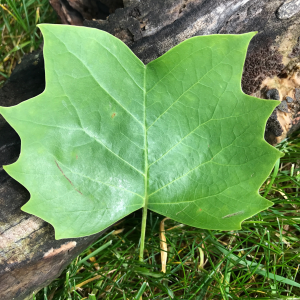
[
  {"left": 55, "top": 160, "right": 83, "bottom": 195},
  {"left": 222, "top": 211, "right": 244, "bottom": 219},
  {"left": 111, "top": 113, "right": 116, "bottom": 118}
]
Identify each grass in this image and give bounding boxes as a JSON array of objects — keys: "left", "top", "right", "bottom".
[
  {"left": 0, "top": 0, "right": 57, "bottom": 86},
  {"left": 1, "top": 2, "right": 300, "bottom": 299},
  {"left": 30, "top": 133, "right": 300, "bottom": 299}
]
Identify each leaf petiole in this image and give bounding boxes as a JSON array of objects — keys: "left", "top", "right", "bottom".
[{"left": 139, "top": 204, "right": 148, "bottom": 262}]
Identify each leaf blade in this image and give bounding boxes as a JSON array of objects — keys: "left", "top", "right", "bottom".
[{"left": 0, "top": 25, "right": 282, "bottom": 237}]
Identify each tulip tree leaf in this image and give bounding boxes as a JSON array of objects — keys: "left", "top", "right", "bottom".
[{"left": 0, "top": 25, "right": 282, "bottom": 239}]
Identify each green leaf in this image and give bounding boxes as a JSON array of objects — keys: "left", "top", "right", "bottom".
[{"left": 0, "top": 24, "right": 282, "bottom": 239}]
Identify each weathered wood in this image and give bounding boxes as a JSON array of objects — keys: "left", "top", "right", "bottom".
[
  {"left": 48, "top": 0, "right": 123, "bottom": 25},
  {"left": 1, "top": 0, "right": 300, "bottom": 299}
]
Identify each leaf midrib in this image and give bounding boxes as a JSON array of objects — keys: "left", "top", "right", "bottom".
[{"left": 143, "top": 65, "right": 148, "bottom": 208}]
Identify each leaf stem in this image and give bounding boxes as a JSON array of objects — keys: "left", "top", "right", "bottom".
[{"left": 139, "top": 202, "right": 148, "bottom": 262}]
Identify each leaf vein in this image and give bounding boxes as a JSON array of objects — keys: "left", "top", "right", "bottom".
[
  {"left": 146, "top": 49, "right": 235, "bottom": 130},
  {"left": 150, "top": 179, "right": 252, "bottom": 206},
  {"left": 83, "top": 129, "right": 145, "bottom": 176},
  {"left": 63, "top": 95, "right": 145, "bottom": 176},
  {"left": 148, "top": 111, "right": 257, "bottom": 168},
  {"left": 91, "top": 38, "right": 144, "bottom": 91},
  {"left": 146, "top": 46, "right": 211, "bottom": 95},
  {"left": 65, "top": 50, "right": 144, "bottom": 127},
  {"left": 57, "top": 162, "right": 144, "bottom": 199},
  {"left": 148, "top": 128, "right": 248, "bottom": 197}
]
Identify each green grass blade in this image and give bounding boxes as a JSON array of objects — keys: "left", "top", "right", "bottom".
[
  {"left": 5, "top": 0, "right": 28, "bottom": 31},
  {"left": 4, "top": 41, "right": 31, "bottom": 60},
  {"left": 88, "top": 294, "right": 97, "bottom": 300},
  {"left": 263, "top": 158, "right": 280, "bottom": 197},
  {"left": 77, "top": 240, "right": 112, "bottom": 266},
  {"left": 21, "top": 0, "right": 30, "bottom": 29},
  {"left": 215, "top": 243, "right": 300, "bottom": 288},
  {"left": 134, "top": 282, "right": 148, "bottom": 300}
]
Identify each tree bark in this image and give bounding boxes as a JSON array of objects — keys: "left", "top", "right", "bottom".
[{"left": 1, "top": 0, "right": 300, "bottom": 299}]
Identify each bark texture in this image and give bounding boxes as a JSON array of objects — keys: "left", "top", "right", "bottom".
[
  {"left": 49, "top": 0, "right": 123, "bottom": 25},
  {"left": 1, "top": 0, "right": 300, "bottom": 299}
]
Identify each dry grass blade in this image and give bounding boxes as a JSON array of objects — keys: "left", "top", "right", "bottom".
[
  {"left": 70, "top": 275, "right": 102, "bottom": 292},
  {"left": 160, "top": 217, "right": 169, "bottom": 273}
]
